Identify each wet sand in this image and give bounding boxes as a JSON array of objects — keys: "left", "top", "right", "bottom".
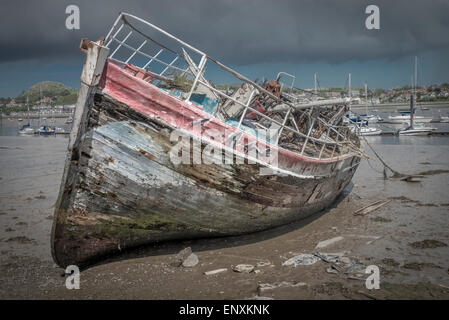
[{"left": 1, "top": 135, "right": 449, "bottom": 299}]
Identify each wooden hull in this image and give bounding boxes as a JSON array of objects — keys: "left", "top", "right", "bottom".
[{"left": 51, "top": 48, "right": 360, "bottom": 267}]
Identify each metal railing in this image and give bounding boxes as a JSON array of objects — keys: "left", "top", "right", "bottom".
[{"left": 103, "top": 13, "right": 361, "bottom": 160}]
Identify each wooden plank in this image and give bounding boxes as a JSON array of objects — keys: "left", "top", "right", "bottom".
[{"left": 354, "top": 200, "right": 391, "bottom": 216}]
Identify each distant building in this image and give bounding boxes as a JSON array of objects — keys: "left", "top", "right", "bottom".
[
  {"left": 7, "top": 99, "right": 17, "bottom": 107},
  {"left": 39, "top": 96, "right": 52, "bottom": 104}
]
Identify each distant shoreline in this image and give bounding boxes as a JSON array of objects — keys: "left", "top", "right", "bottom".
[
  {"left": 351, "top": 101, "right": 449, "bottom": 109},
  {"left": 1, "top": 112, "right": 73, "bottom": 119}
]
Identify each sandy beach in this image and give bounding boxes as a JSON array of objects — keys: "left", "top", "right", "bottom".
[{"left": 1, "top": 134, "right": 449, "bottom": 299}]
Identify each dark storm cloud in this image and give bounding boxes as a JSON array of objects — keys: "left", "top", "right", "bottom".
[{"left": 1, "top": 0, "right": 449, "bottom": 66}]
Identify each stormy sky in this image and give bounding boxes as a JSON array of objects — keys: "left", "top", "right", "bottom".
[{"left": 1, "top": 0, "right": 449, "bottom": 96}]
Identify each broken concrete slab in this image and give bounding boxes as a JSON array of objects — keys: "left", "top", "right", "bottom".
[
  {"left": 171, "top": 247, "right": 192, "bottom": 267},
  {"left": 182, "top": 253, "right": 199, "bottom": 268},
  {"left": 233, "top": 264, "right": 255, "bottom": 273}
]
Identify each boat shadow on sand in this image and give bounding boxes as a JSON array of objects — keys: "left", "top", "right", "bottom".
[{"left": 82, "top": 183, "right": 354, "bottom": 271}]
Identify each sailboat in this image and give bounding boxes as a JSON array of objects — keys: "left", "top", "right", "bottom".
[
  {"left": 398, "top": 122, "right": 436, "bottom": 135},
  {"left": 18, "top": 96, "right": 34, "bottom": 135},
  {"left": 399, "top": 57, "right": 434, "bottom": 136},
  {"left": 391, "top": 57, "right": 433, "bottom": 125},
  {"left": 349, "top": 82, "right": 382, "bottom": 136},
  {"left": 38, "top": 125, "right": 56, "bottom": 135},
  {"left": 388, "top": 111, "right": 432, "bottom": 124},
  {"left": 37, "top": 86, "right": 55, "bottom": 135},
  {"left": 359, "top": 82, "right": 383, "bottom": 123}
]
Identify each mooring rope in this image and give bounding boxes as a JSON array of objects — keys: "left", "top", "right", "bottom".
[{"left": 360, "top": 134, "right": 406, "bottom": 178}]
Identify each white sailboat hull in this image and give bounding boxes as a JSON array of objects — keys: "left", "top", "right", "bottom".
[
  {"left": 360, "top": 127, "right": 382, "bottom": 136},
  {"left": 388, "top": 116, "right": 433, "bottom": 124},
  {"left": 399, "top": 129, "right": 431, "bottom": 136}
]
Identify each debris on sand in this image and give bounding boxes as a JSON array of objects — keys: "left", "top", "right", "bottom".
[
  {"left": 340, "top": 257, "right": 351, "bottom": 264},
  {"left": 282, "top": 254, "right": 320, "bottom": 266},
  {"left": 283, "top": 252, "right": 346, "bottom": 268},
  {"left": 171, "top": 247, "right": 194, "bottom": 267},
  {"left": 409, "top": 240, "right": 447, "bottom": 249},
  {"left": 256, "top": 261, "right": 271, "bottom": 268},
  {"left": 315, "top": 236, "right": 344, "bottom": 249},
  {"left": 313, "top": 252, "right": 344, "bottom": 263},
  {"left": 5, "top": 227, "right": 15, "bottom": 232},
  {"left": 4, "top": 236, "right": 36, "bottom": 244},
  {"left": 233, "top": 264, "right": 254, "bottom": 273},
  {"left": 204, "top": 268, "right": 227, "bottom": 276},
  {"left": 354, "top": 200, "right": 391, "bottom": 216},
  {"left": 182, "top": 253, "right": 199, "bottom": 268},
  {"left": 313, "top": 252, "right": 366, "bottom": 279},
  {"left": 34, "top": 195, "right": 46, "bottom": 200}
]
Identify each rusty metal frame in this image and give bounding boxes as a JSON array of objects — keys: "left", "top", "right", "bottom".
[{"left": 102, "top": 12, "right": 362, "bottom": 160}]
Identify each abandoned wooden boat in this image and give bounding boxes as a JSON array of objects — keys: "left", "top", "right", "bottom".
[{"left": 51, "top": 13, "right": 364, "bottom": 267}]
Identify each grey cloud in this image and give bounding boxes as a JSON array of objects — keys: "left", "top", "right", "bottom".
[{"left": 1, "top": 0, "right": 449, "bottom": 66}]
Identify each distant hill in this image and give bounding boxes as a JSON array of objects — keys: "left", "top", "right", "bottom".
[{"left": 15, "top": 81, "right": 78, "bottom": 105}]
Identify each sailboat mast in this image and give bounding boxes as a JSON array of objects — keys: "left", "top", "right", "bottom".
[
  {"left": 348, "top": 73, "right": 351, "bottom": 97},
  {"left": 38, "top": 87, "right": 41, "bottom": 128},
  {"left": 364, "top": 82, "right": 368, "bottom": 114},
  {"left": 414, "top": 56, "right": 418, "bottom": 102},
  {"left": 348, "top": 73, "right": 352, "bottom": 111},
  {"left": 26, "top": 95, "right": 30, "bottom": 126},
  {"left": 314, "top": 73, "right": 317, "bottom": 95}
]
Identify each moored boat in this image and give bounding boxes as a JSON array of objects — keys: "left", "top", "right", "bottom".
[
  {"left": 38, "top": 125, "right": 55, "bottom": 135},
  {"left": 51, "top": 13, "right": 363, "bottom": 267},
  {"left": 388, "top": 113, "right": 433, "bottom": 124},
  {"left": 355, "top": 126, "right": 382, "bottom": 136},
  {"left": 398, "top": 122, "right": 436, "bottom": 135},
  {"left": 18, "top": 124, "right": 35, "bottom": 135}
]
